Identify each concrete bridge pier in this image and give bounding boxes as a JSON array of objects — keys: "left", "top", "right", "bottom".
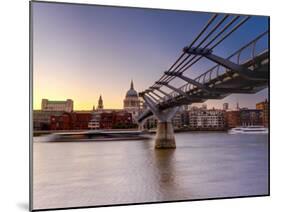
[
  {"left": 138, "top": 121, "right": 144, "bottom": 131},
  {"left": 142, "top": 95, "right": 179, "bottom": 149},
  {"left": 154, "top": 107, "right": 178, "bottom": 149},
  {"left": 155, "top": 120, "right": 176, "bottom": 149}
]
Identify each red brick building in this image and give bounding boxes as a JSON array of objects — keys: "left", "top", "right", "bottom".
[
  {"left": 49, "top": 111, "right": 134, "bottom": 131},
  {"left": 50, "top": 112, "right": 73, "bottom": 130},
  {"left": 100, "top": 111, "right": 133, "bottom": 129},
  {"left": 256, "top": 99, "right": 269, "bottom": 127},
  {"left": 73, "top": 113, "right": 92, "bottom": 130},
  {"left": 225, "top": 109, "right": 263, "bottom": 129},
  {"left": 50, "top": 112, "right": 92, "bottom": 130},
  {"left": 99, "top": 112, "right": 114, "bottom": 129},
  {"left": 225, "top": 111, "right": 240, "bottom": 128}
]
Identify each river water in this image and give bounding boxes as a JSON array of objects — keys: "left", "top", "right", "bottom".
[{"left": 33, "top": 132, "right": 268, "bottom": 210}]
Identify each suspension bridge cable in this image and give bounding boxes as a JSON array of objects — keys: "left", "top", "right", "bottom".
[
  {"left": 160, "top": 15, "right": 240, "bottom": 85},
  {"left": 167, "top": 14, "right": 231, "bottom": 76},
  {"left": 151, "top": 14, "right": 219, "bottom": 88},
  {"left": 176, "top": 16, "right": 250, "bottom": 75},
  {"left": 165, "top": 15, "right": 250, "bottom": 85},
  {"left": 147, "top": 14, "right": 250, "bottom": 102}
]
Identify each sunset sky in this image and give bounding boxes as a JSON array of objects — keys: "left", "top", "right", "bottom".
[{"left": 32, "top": 2, "right": 269, "bottom": 110}]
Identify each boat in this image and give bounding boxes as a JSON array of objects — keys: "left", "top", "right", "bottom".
[
  {"left": 44, "top": 130, "right": 151, "bottom": 142},
  {"left": 228, "top": 126, "right": 268, "bottom": 134}
]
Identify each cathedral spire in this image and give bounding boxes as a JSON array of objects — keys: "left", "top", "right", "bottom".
[
  {"left": 98, "top": 95, "right": 103, "bottom": 110},
  {"left": 130, "top": 80, "right": 134, "bottom": 90}
]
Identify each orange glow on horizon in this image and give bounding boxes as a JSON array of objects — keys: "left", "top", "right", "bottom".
[{"left": 33, "top": 96, "right": 125, "bottom": 110}]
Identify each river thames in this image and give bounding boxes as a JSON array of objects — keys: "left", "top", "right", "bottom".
[{"left": 33, "top": 132, "right": 268, "bottom": 210}]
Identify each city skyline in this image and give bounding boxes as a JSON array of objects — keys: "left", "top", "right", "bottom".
[
  {"left": 36, "top": 94, "right": 267, "bottom": 111},
  {"left": 33, "top": 2, "right": 268, "bottom": 110}
]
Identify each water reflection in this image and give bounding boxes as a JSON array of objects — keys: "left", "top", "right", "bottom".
[
  {"left": 153, "top": 149, "right": 180, "bottom": 199},
  {"left": 33, "top": 132, "right": 268, "bottom": 210}
]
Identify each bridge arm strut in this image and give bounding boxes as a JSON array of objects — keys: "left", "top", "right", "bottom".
[{"left": 183, "top": 47, "right": 267, "bottom": 81}]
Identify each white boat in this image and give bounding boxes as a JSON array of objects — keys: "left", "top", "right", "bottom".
[
  {"left": 44, "top": 130, "right": 150, "bottom": 142},
  {"left": 228, "top": 126, "right": 268, "bottom": 134}
]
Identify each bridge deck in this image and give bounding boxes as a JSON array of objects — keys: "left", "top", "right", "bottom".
[{"left": 138, "top": 50, "right": 269, "bottom": 122}]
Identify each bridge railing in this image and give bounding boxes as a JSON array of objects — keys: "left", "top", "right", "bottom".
[{"left": 168, "top": 31, "right": 268, "bottom": 97}]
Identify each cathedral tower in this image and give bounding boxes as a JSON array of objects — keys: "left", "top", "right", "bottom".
[{"left": 97, "top": 95, "right": 103, "bottom": 110}]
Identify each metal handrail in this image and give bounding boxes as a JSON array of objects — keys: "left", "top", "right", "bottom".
[{"left": 168, "top": 30, "right": 268, "bottom": 98}]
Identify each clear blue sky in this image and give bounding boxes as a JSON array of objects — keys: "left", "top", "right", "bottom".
[{"left": 32, "top": 2, "right": 269, "bottom": 110}]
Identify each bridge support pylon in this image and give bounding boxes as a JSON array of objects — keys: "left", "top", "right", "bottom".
[
  {"left": 138, "top": 122, "right": 144, "bottom": 131},
  {"left": 141, "top": 94, "right": 179, "bottom": 149},
  {"left": 155, "top": 120, "right": 176, "bottom": 149}
]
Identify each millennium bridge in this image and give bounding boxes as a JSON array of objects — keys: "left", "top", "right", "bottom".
[{"left": 137, "top": 14, "right": 269, "bottom": 149}]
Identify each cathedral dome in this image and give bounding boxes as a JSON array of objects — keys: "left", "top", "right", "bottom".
[
  {"left": 124, "top": 80, "right": 141, "bottom": 112},
  {"left": 125, "top": 80, "right": 138, "bottom": 98}
]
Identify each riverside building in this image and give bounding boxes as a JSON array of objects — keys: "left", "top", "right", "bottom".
[
  {"left": 189, "top": 108, "right": 225, "bottom": 130},
  {"left": 41, "top": 99, "right": 73, "bottom": 112},
  {"left": 256, "top": 99, "right": 269, "bottom": 127}
]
